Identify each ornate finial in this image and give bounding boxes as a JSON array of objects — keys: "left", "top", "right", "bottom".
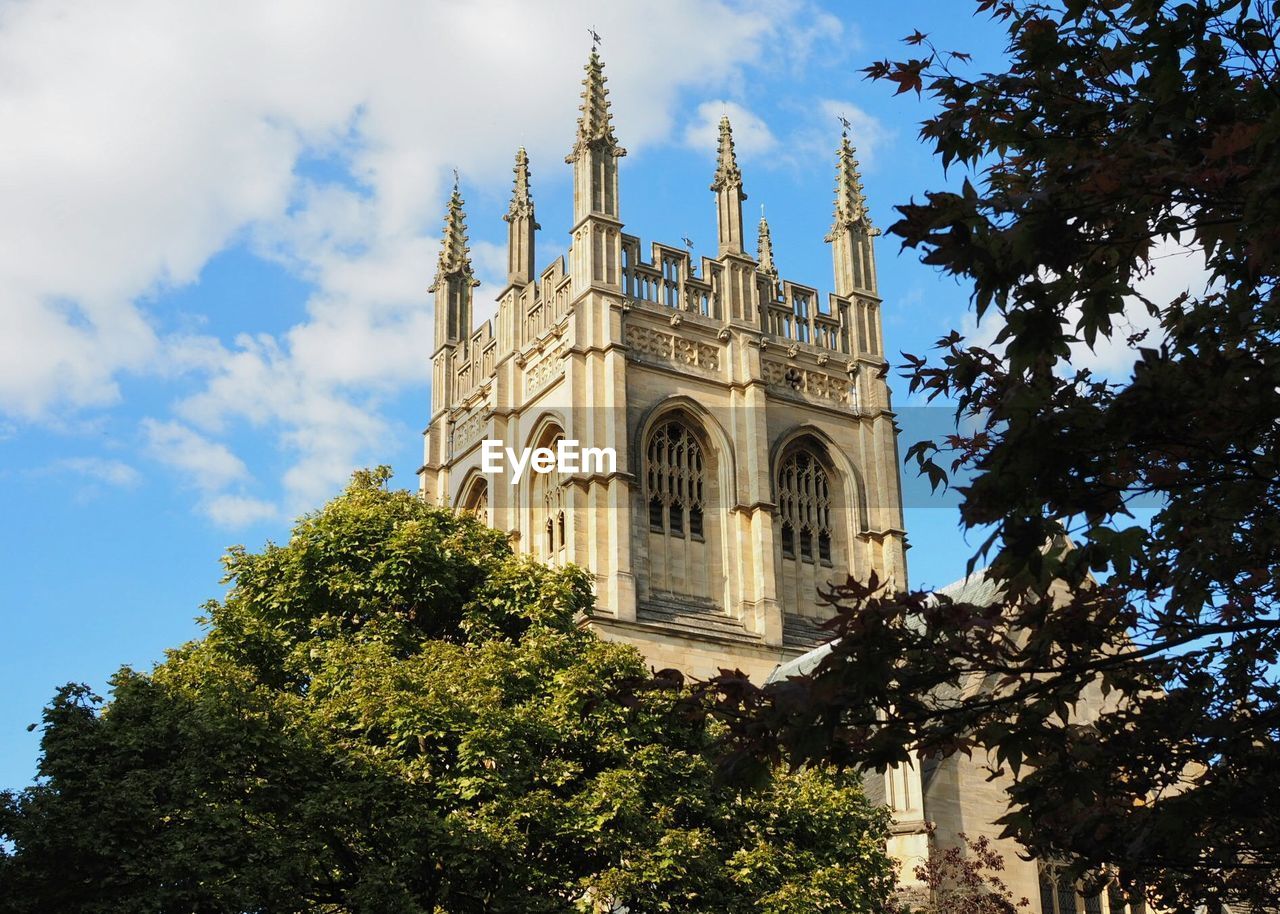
[
  {"left": 681, "top": 234, "right": 694, "bottom": 251},
  {"left": 566, "top": 48, "right": 626, "bottom": 163},
  {"left": 757, "top": 212, "right": 777, "bottom": 278},
  {"left": 504, "top": 147, "right": 539, "bottom": 226},
  {"left": 838, "top": 113, "right": 852, "bottom": 133},
  {"left": 828, "top": 132, "right": 873, "bottom": 236},
  {"left": 710, "top": 115, "right": 745, "bottom": 196},
  {"left": 429, "top": 180, "right": 478, "bottom": 290},
  {"left": 588, "top": 26, "right": 602, "bottom": 51},
  {"left": 452, "top": 167, "right": 460, "bottom": 190}
]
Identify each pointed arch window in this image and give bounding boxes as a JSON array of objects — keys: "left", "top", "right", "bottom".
[
  {"left": 645, "top": 420, "right": 705, "bottom": 542},
  {"left": 777, "top": 448, "right": 833, "bottom": 566},
  {"left": 1038, "top": 866, "right": 1145, "bottom": 914},
  {"left": 544, "top": 483, "right": 566, "bottom": 556},
  {"left": 459, "top": 477, "right": 489, "bottom": 521},
  {"left": 531, "top": 430, "right": 568, "bottom": 562},
  {"left": 1057, "top": 878, "right": 1079, "bottom": 914}
]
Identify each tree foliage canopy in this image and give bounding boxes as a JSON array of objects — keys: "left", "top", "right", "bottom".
[
  {"left": 0, "top": 468, "right": 897, "bottom": 914},
  {"left": 701, "top": 3, "right": 1280, "bottom": 913}
]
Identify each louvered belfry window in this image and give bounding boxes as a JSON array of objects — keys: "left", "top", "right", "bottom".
[
  {"left": 778, "top": 449, "right": 833, "bottom": 566},
  {"left": 646, "top": 420, "right": 705, "bottom": 542}
]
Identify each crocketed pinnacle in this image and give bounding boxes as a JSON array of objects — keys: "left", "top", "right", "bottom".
[
  {"left": 828, "top": 131, "right": 871, "bottom": 237},
  {"left": 429, "top": 180, "right": 478, "bottom": 290},
  {"left": 566, "top": 50, "right": 626, "bottom": 163},
  {"left": 505, "top": 147, "right": 540, "bottom": 226},
  {"left": 757, "top": 212, "right": 777, "bottom": 277},
  {"left": 710, "top": 115, "right": 744, "bottom": 194}
]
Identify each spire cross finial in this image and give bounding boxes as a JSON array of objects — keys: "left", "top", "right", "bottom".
[
  {"left": 838, "top": 114, "right": 852, "bottom": 133},
  {"left": 681, "top": 234, "right": 694, "bottom": 251},
  {"left": 452, "top": 168, "right": 460, "bottom": 191},
  {"left": 588, "top": 26, "right": 601, "bottom": 51}
]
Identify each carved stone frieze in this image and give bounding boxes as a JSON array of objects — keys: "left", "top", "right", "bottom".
[
  {"left": 450, "top": 407, "right": 488, "bottom": 454},
  {"left": 625, "top": 325, "right": 721, "bottom": 372},
  {"left": 525, "top": 345, "right": 566, "bottom": 395},
  {"left": 761, "top": 358, "right": 855, "bottom": 406}
]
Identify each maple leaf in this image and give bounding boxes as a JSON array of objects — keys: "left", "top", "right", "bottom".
[{"left": 888, "top": 59, "right": 927, "bottom": 96}]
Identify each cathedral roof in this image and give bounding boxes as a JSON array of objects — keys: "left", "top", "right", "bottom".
[
  {"left": 766, "top": 532, "right": 1080, "bottom": 686},
  {"left": 764, "top": 567, "right": 1005, "bottom": 685},
  {"left": 934, "top": 567, "right": 1005, "bottom": 607}
]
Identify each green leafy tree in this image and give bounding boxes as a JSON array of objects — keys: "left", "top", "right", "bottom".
[
  {"left": 699, "top": 3, "right": 1280, "bottom": 913},
  {"left": 0, "top": 468, "right": 897, "bottom": 914}
]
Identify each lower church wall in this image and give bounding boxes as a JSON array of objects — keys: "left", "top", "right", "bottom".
[
  {"left": 924, "top": 750, "right": 1045, "bottom": 905},
  {"left": 588, "top": 617, "right": 797, "bottom": 683}
]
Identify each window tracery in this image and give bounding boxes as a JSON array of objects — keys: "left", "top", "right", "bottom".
[
  {"left": 645, "top": 420, "right": 705, "bottom": 542},
  {"left": 1038, "top": 867, "right": 1146, "bottom": 914},
  {"left": 777, "top": 448, "right": 833, "bottom": 567},
  {"left": 641, "top": 414, "right": 719, "bottom": 604},
  {"left": 531, "top": 431, "right": 567, "bottom": 562}
]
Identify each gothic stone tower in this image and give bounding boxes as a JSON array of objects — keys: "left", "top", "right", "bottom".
[
  {"left": 421, "top": 51, "right": 907, "bottom": 676},
  {"left": 419, "top": 50, "right": 926, "bottom": 872}
]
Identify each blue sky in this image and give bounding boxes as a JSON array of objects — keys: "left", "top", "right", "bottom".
[{"left": 1, "top": 1, "right": 1186, "bottom": 790}]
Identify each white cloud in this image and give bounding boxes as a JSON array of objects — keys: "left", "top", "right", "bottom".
[
  {"left": 778, "top": 9, "right": 852, "bottom": 67},
  {"left": 142, "top": 418, "right": 248, "bottom": 492},
  {"left": 734, "top": 98, "right": 889, "bottom": 177},
  {"left": 684, "top": 100, "right": 779, "bottom": 159},
  {"left": 958, "top": 236, "right": 1212, "bottom": 380},
  {"left": 0, "top": 0, "right": 833, "bottom": 524},
  {"left": 1070, "top": 239, "right": 1208, "bottom": 376},
  {"left": 816, "top": 100, "right": 891, "bottom": 170},
  {"left": 41, "top": 457, "right": 141, "bottom": 488},
  {"left": 204, "top": 494, "right": 279, "bottom": 528}
]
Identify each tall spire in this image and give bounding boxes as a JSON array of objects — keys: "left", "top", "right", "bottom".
[
  {"left": 432, "top": 178, "right": 477, "bottom": 283},
  {"left": 504, "top": 148, "right": 539, "bottom": 286},
  {"left": 828, "top": 132, "right": 872, "bottom": 235},
  {"left": 506, "top": 147, "right": 538, "bottom": 223},
  {"left": 566, "top": 47, "right": 625, "bottom": 271},
  {"left": 757, "top": 209, "right": 778, "bottom": 280},
  {"left": 711, "top": 115, "right": 747, "bottom": 257},
  {"left": 710, "top": 115, "right": 743, "bottom": 192},
  {"left": 429, "top": 177, "right": 478, "bottom": 367},
  {"left": 566, "top": 50, "right": 626, "bottom": 163},
  {"left": 826, "top": 131, "right": 879, "bottom": 297}
]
